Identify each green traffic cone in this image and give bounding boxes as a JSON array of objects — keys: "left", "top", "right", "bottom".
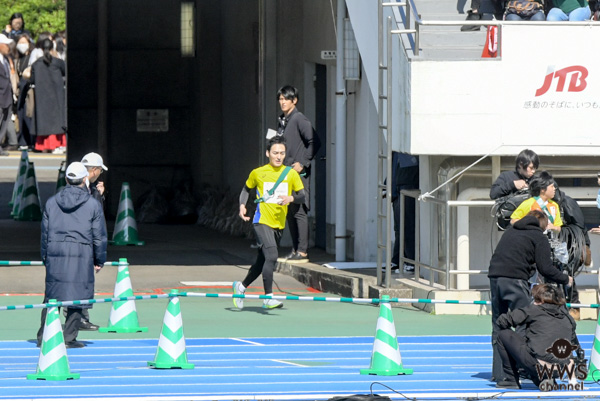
[
  {"left": 360, "top": 295, "right": 413, "bottom": 376},
  {"left": 110, "top": 182, "right": 145, "bottom": 246},
  {"left": 27, "top": 300, "right": 80, "bottom": 380},
  {"left": 9, "top": 150, "right": 28, "bottom": 207},
  {"left": 148, "top": 289, "right": 194, "bottom": 369},
  {"left": 55, "top": 161, "right": 66, "bottom": 193},
  {"left": 99, "top": 258, "right": 148, "bottom": 333},
  {"left": 15, "top": 162, "right": 42, "bottom": 221},
  {"left": 585, "top": 311, "right": 600, "bottom": 381}
]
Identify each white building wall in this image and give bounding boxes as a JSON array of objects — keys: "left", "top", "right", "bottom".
[{"left": 351, "top": 76, "right": 380, "bottom": 262}]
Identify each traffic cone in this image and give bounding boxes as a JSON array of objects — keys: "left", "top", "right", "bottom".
[
  {"left": 9, "top": 150, "right": 28, "bottom": 207},
  {"left": 481, "top": 25, "right": 498, "bottom": 58},
  {"left": 360, "top": 295, "right": 413, "bottom": 375},
  {"left": 110, "top": 182, "right": 145, "bottom": 246},
  {"left": 148, "top": 289, "right": 194, "bottom": 369},
  {"left": 585, "top": 311, "right": 600, "bottom": 381},
  {"left": 15, "top": 162, "right": 42, "bottom": 221},
  {"left": 55, "top": 161, "right": 66, "bottom": 193},
  {"left": 99, "top": 258, "right": 148, "bottom": 333},
  {"left": 27, "top": 300, "right": 80, "bottom": 380}
]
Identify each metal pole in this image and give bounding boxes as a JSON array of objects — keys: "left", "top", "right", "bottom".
[
  {"left": 445, "top": 202, "right": 451, "bottom": 290},
  {"left": 97, "top": 0, "right": 108, "bottom": 158},
  {"left": 335, "top": 0, "right": 347, "bottom": 261}
]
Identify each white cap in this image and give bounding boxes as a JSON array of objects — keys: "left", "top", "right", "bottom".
[
  {"left": 0, "top": 34, "right": 13, "bottom": 45},
  {"left": 81, "top": 152, "right": 108, "bottom": 171},
  {"left": 66, "top": 162, "right": 89, "bottom": 180}
]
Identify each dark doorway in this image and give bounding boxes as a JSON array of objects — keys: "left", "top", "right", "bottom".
[{"left": 314, "top": 64, "right": 327, "bottom": 249}]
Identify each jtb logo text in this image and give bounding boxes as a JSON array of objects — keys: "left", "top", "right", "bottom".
[{"left": 535, "top": 66, "right": 588, "bottom": 97}]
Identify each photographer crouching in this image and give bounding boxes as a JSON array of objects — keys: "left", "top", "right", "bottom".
[{"left": 495, "top": 283, "right": 583, "bottom": 390}]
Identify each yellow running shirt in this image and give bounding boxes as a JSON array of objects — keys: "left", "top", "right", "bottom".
[
  {"left": 510, "top": 197, "right": 563, "bottom": 226},
  {"left": 246, "top": 164, "right": 304, "bottom": 230}
]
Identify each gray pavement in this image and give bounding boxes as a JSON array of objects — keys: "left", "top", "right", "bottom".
[
  {"left": 0, "top": 150, "right": 369, "bottom": 297},
  {"left": 0, "top": 150, "right": 406, "bottom": 300}
]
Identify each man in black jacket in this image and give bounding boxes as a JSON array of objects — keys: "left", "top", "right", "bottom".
[
  {"left": 490, "top": 149, "right": 539, "bottom": 200},
  {"left": 276, "top": 85, "right": 316, "bottom": 263},
  {"left": 488, "top": 210, "right": 572, "bottom": 382},
  {"left": 82, "top": 152, "right": 108, "bottom": 207},
  {"left": 73, "top": 152, "right": 109, "bottom": 331}
]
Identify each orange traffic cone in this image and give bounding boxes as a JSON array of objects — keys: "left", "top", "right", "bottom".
[{"left": 481, "top": 26, "right": 498, "bottom": 58}]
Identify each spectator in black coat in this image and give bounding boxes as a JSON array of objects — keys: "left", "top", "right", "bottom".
[{"left": 36, "top": 162, "right": 107, "bottom": 348}]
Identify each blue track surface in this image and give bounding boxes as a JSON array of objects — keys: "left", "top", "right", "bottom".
[{"left": 1, "top": 335, "right": 599, "bottom": 400}]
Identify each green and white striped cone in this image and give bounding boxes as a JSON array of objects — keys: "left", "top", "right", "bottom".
[
  {"left": 585, "top": 311, "right": 600, "bottom": 381},
  {"left": 9, "top": 150, "right": 28, "bottom": 208},
  {"left": 110, "top": 182, "right": 145, "bottom": 246},
  {"left": 10, "top": 153, "right": 29, "bottom": 216},
  {"left": 99, "top": 258, "right": 148, "bottom": 333},
  {"left": 15, "top": 162, "right": 42, "bottom": 221},
  {"left": 55, "top": 161, "right": 66, "bottom": 193},
  {"left": 360, "top": 295, "right": 413, "bottom": 375},
  {"left": 27, "top": 300, "right": 80, "bottom": 380},
  {"left": 148, "top": 289, "right": 194, "bottom": 369}
]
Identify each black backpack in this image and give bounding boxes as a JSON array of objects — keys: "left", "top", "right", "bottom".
[{"left": 491, "top": 189, "right": 530, "bottom": 230}]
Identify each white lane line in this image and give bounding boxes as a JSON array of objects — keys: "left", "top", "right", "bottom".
[{"left": 230, "top": 338, "right": 265, "bottom": 346}]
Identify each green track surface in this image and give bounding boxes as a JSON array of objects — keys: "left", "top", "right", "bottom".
[{"left": 1, "top": 294, "right": 597, "bottom": 341}]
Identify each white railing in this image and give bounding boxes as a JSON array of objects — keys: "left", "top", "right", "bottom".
[{"left": 401, "top": 190, "right": 599, "bottom": 290}]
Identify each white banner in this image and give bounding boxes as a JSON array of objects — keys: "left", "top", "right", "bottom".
[{"left": 408, "top": 25, "right": 600, "bottom": 156}]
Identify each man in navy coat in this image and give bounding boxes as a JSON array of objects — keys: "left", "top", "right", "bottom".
[{"left": 36, "top": 162, "right": 107, "bottom": 348}]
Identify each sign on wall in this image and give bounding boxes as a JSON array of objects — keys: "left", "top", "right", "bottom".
[{"left": 136, "top": 109, "right": 169, "bottom": 132}]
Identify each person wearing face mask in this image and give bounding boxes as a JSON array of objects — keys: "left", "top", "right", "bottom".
[
  {"left": 2, "top": 13, "right": 32, "bottom": 41},
  {"left": 14, "top": 34, "right": 32, "bottom": 75}
]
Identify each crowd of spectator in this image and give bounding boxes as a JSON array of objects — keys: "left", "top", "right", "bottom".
[
  {"left": 462, "top": 0, "right": 592, "bottom": 30},
  {"left": 0, "top": 12, "right": 66, "bottom": 156}
]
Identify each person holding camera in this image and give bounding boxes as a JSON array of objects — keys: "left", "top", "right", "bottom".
[{"left": 490, "top": 149, "right": 539, "bottom": 200}]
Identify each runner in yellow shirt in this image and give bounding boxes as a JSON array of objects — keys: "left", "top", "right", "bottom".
[{"left": 233, "top": 136, "right": 305, "bottom": 309}]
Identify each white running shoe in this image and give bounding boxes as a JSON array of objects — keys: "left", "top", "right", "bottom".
[
  {"left": 262, "top": 294, "right": 283, "bottom": 309},
  {"left": 233, "top": 281, "right": 245, "bottom": 309}
]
